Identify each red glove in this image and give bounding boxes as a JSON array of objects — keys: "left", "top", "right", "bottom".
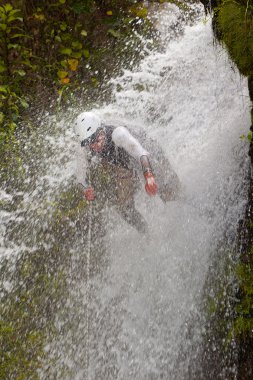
[
  {"left": 144, "top": 172, "right": 158, "bottom": 196},
  {"left": 83, "top": 187, "right": 95, "bottom": 201}
]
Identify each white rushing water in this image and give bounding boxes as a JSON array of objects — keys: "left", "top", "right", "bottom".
[
  {"left": 1, "top": 4, "right": 251, "bottom": 380},
  {"left": 76, "top": 8, "right": 250, "bottom": 380}
]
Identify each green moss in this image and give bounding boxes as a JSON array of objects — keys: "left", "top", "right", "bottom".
[
  {"left": 0, "top": 319, "right": 44, "bottom": 380},
  {"left": 0, "top": 249, "right": 68, "bottom": 378},
  {"left": 217, "top": 1, "right": 253, "bottom": 77},
  {"left": 228, "top": 262, "right": 253, "bottom": 340},
  {"left": 0, "top": 183, "right": 84, "bottom": 378}
]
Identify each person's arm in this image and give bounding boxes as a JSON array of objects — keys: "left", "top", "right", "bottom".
[
  {"left": 76, "top": 143, "right": 88, "bottom": 187},
  {"left": 112, "top": 126, "right": 158, "bottom": 196},
  {"left": 112, "top": 126, "right": 148, "bottom": 159},
  {"left": 76, "top": 144, "right": 95, "bottom": 201}
]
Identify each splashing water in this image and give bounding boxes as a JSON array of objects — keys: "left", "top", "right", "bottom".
[
  {"left": 85, "top": 10, "right": 250, "bottom": 380},
  {"left": 1, "top": 4, "right": 251, "bottom": 380}
]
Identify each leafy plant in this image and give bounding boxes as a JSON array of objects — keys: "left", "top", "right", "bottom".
[{"left": 0, "top": 3, "right": 31, "bottom": 136}]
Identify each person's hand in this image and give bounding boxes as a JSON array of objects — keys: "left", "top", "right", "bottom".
[
  {"left": 83, "top": 187, "right": 95, "bottom": 201},
  {"left": 144, "top": 172, "right": 158, "bottom": 196}
]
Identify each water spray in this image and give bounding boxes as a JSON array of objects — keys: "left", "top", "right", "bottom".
[{"left": 85, "top": 161, "right": 92, "bottom": 380}]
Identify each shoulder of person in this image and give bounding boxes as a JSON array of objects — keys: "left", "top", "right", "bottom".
[{"left": 112, "top": 125, "right": 131, "bottom": 138}]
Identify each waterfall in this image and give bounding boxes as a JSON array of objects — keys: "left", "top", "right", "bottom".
[
  {"left": 0, "top": 4, "right": 251, "bottom": 380},
  {"left": 83, "top": 8, "right": 250, "bottom": 380}
]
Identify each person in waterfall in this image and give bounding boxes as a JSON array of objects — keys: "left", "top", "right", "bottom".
[{"left": 74, "top": 111, "right": 180, "bottom": 233}]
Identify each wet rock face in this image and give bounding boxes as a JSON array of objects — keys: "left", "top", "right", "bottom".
[
  {"left": 199, "top": 0, "right": 217, "bottom": 15},
  {"left": 207, "top": 0, "right": 253, "bottom": 158},
  {"left": 196, "top": 2, "right": 253, "bottom": 378},
  {"left": 249, "top": 75, "right": 253, "bottom": 129},
  {"left": 248, "top": 76, "right": 253, "bottom": 103},
  {"left": 237, "top": 171, "right": 253, "bottom": 379},
  {"left": 237, "top": 339, "right": 253, "bottom": 380}
]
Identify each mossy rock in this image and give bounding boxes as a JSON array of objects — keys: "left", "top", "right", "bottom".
[{"left": 217, "top": 1, "right": 253, "bottom": 77}]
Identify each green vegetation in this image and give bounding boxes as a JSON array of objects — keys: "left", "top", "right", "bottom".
[
  {"left": 231, "top": 261, "right": 253, "bottom": 339},
  {"left": 214, "top": 0, "right": 253, "bottom": 122},
  {"left": 217, "top": 1, "right": 253, "bottom": 77},
  {"left": 0, "top": 0, "right": 157, "bottom": 139},
  {"left": 0, "top": 4, "right": 29, "bottom": 136},
  {"left": 0, "top": 183, "right": 90, "bottom": 379}
]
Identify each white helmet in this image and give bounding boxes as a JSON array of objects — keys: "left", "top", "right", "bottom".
[{"left": 74, "top": 112, "right": 102, "bottom": 144}]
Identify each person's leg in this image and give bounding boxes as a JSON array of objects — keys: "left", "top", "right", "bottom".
[
  {"left": 114, "top": 166, "right": 148, "bottom": 233},
  {"left": 117, "top": 204, "right": 148, "bottom": 234}
]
